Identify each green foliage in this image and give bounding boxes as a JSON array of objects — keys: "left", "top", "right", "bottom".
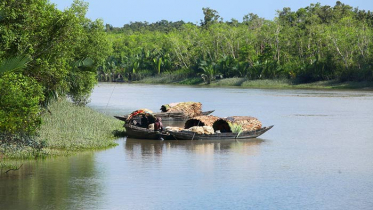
[
  {"left": 201, "top": 7, "right": 221, "bottom": 27},
  {"left": 0, "top": 0, "right": 113, "bottom": 159},
  {"left": 1, "top": 99, "right": 122, "bottom": 160},
  {"left": 67, "top": 58, "right": 96, "bottom": 106},
  {"left": 104, "top": 1, "right": 373, "bottom": 83},
  {"left": 0, "top": 0, "right": 111, "bottom": 106},
  {"left": 37, "top": 99, "right": 122, "bottom": 151},
  {"left": 229, "top": 123, "right": 243, "bottom": 136},
  {"left": 0, "top": 73, "right": 44, "bottom": 135},
  {"left": 199, "top": 60, "right": 216, "bottom": 84},
  {"left": 0, "top": 55, "right": 31, "bottom": 75}
]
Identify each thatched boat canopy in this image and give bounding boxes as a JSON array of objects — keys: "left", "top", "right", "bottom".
[
  {"left": 184, "top": 115, "right": 262, "bottom": 132},
  {"left": 212, "top": 119, "right": 232, "bottom": 132},
  {"left": 126, "top": 109, "right": 156, "bottom": 123},
  {"left": 184, "top": 115, "right": 220, "bottom": 129},
  {"left": 161, "top": 102, "right": 202, "bottom": 118},
  {"left": 213, "top": 116, "right": 262, "bottom": 132}
]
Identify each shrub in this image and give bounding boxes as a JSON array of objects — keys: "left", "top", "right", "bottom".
[{"left": 0, "top": 73, "right": 44, "bottom": 136}]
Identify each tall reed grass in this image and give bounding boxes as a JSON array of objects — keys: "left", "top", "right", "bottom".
[
  {"left": 1, "top": 98, "right": 123, "bottom": 163},
  {"left": 38, "top": 99, "right": 123, "bottom": 152}
]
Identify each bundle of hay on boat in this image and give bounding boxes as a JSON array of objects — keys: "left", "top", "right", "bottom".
[
  {"left": 184, "top": 115, "right": 220, "bottom": 129},
  {"left": 186, "top": 126, "right": 215, "bottom": 134},
  {"left": 181, "top": 115, "right": 220, "bottom": 135},
  {"left": 213, "top": 116, "right": 262, "bottom": 132},
  {"left": 161, "top": 102, "right": 203, "bottom": 118},
  {"left": 165, "top": 126, "right": 183, "bottom": 132}
]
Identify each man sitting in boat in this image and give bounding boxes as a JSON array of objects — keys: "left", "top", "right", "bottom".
[
  {"left": 154, "top": 117, "right": 164, "bottom": 132},
  {"left": 154, "top": 117, "right": 164, "bottom": 140}
]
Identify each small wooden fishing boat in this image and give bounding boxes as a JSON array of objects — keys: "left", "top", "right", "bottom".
[
  {"left": 116, "top": 109, "right": 273, "bottom": 141},
  {"left": 124, "top": 124, "right": 174, "bottom": 140},
  {"left": 166, "top": 115, "right": 273, "bottom": 140},
  {"left": 168, "top": 125, "right": 273, "bottom": 140},
  {"left": 116, "top": 109, "right": 174, "bottom": 140}
]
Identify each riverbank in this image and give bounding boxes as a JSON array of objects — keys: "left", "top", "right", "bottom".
[
  {"left": 137, "top": 75, "right": 373, "bottom": 90},
  {"left": 1, "top": 99, "right": 123, "bottom": 172}
]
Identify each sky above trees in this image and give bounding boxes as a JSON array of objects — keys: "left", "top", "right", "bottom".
[{"left": 50, "top": 0, "right": 372, "bottom": 27}]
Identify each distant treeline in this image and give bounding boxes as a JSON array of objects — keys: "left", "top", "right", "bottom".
[{"left": 101, "top": 1, "right": 373, "bottom": 83}]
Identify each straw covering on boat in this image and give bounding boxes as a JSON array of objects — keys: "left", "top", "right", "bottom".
[
  {"left": 160, "top": 102, "right": 202, "bottom": 118},
  {"left": 184, "top": 115, "right": 220, "bottom": 129},
  {"left": 126, "top": 109, "right": 156, "bottom": 122},
  {"left": 213, "top": 116, "right": 262, "bottom": 132}
]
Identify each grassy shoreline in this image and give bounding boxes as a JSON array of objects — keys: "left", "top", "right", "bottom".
[
  {"left": 137, "top": 75, "right": 373, "bottom": 90},
  {"left": 1, "top": 99, "right": 124, "bottom": 172}
]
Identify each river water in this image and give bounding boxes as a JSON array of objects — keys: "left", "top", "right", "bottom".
[{"left": 1, "top": 83, "right": 373, "bottom": 210}]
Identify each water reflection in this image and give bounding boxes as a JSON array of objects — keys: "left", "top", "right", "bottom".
[
  {"left": 124, "top": 138, "right": 264, "bottom": 158},
  {"left": 0, "top": 153, "right": 103, "bottom": 210}
]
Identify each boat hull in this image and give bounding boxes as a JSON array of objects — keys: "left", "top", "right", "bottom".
[
  {"left": 123, "top": 124, "right": 273, "bottom": 141},
  {"left": 168, "top": 125, "right": 274, "bottom": 140},
  {"left": 124, "top": 124, "right": 173, "bottom": 140}
]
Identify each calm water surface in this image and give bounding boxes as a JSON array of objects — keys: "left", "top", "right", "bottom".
[{"left": 1, "top": 83, "right": 373, "bottom": 210}]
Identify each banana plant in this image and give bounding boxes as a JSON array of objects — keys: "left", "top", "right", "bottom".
[
  {"left": 153, "top": 57, "right": 162, "bottom": 74},
  {"left": 132, "top": 60, "right": 139, "bottom": 74},
  {"left": 199, "top": 60, "right": 216, "bottom": 84}
]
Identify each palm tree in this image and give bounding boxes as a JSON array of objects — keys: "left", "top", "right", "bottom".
[
  {"left": 199, "top": 60, "right": 216, "bottom": 84},
  {"left": 0, "top": 55, "right": 31, "bottom": 76}
]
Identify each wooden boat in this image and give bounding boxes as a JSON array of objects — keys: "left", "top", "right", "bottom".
[
  {"left": 168, "top": 125, "right": 273, "bottom": 140},
  {"left": 165, "top": 115, "right": 273, "bottom": 140},
  {"left": 124, "top": 124, "right": 174, "bottom": 140},
  {"left": 124, "top": 123, "right": 272, "bottom": 140},
  {"left": 116, "top": 109, "right": 273, "bottom": 141},
  {"left": 116, "top": 109, "right": 176, "bottom": 140}
]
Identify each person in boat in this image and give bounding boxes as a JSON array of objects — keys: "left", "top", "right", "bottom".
[
  {"left": 154, "top": 117, "right": 164, "bottom": 140},
  {"left": 154, "top": 117, "right": 164, "bottom": 132}
]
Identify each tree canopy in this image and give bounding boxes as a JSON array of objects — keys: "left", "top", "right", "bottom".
[
  {"left": 0, "top": 0, "right": 110, "bottom": 138},
  {"left": 103, "top": 1, "right": 373, "bottom": 83}
]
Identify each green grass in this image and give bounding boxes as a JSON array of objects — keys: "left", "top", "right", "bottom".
[
  {"left": 140, "top": 75, "right": 175, "bottom": 84},
  {"left": 210, "top": 78, "right": 247, "bottom": 87},
  {"left": 241, "top": 79, "right": 293, "bottom": 88},
  {"left": 139, "top": 72, "right": 192, "bottom": 84},
  {"left": 177, "top": 77, "right": 204, "bottom": 85},
  {"left": 1, "top": 99, "right": 124, "bottom": 163},
  {"left": 38, "top": 99, "right": 123, "bottom": 152}
]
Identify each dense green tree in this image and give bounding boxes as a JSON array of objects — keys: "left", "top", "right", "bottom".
[
  {"left": 0, "top": 73, "right": 44, "bottom": 137},
  {"left": 201, "top": 7, "right": 221, "bottom": 27},
  {"left": 0, "top": 0, "right": 110, "bottom": 106},
  {"left": 0, "top": 0, "right": 110, "bottom": 143}
]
